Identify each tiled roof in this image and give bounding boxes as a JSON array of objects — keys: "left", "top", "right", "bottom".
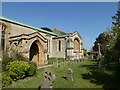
[
  {"left": 0, "top": 16, "right": 58, "bottom": 36},
  {"left": 52, "top": 28, "right": 66, "bottom": 35}
]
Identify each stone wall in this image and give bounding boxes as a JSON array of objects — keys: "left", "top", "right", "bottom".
[{"left": 52, "top": 38, "right": 66, "bottom": 59}]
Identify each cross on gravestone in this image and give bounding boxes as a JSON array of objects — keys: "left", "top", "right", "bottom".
[
  {"left": 66, "top": 68, "right": 73, "bottom": 81},
  {"left": 40, "top": 69, "right": 56, "bottom": 89}
]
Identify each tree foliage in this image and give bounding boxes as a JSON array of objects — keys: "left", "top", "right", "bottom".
[
  {"left": 92, "top": 29, "right": 115, "bottom": 55},
  {"left": 92, "top": 6, "right": 120, "bottom": 69},
  {"left": 41, "top": 27, "right": 52, "bottom": 32}
]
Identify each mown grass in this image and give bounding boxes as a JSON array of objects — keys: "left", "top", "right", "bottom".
[
  {"left": 0, "top": 73, "right": 1, "bottom": 89},
  {"left": 3, "top": 59, "right": 119, "bottom": 89},
  {"left": 52, "top": 60, "right": 102, "bottom": 88}
]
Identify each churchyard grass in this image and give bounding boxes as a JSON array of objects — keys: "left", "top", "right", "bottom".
[{"left": 3, "top": 59, "right": 118, "bottom": 88}]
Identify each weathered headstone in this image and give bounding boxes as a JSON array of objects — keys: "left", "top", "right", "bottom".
[
  {"left": 41, "top": 69, "right": 55, "bottom": 89},
  {"left": 98, "top": 55, "right": 106, "bottom": 70},
  {"left": 66, "top": 68, "right": 73, "bottom": 81}
]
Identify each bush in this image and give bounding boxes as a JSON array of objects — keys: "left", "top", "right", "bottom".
[
  {"left": 2, "top": 72, "right": 12, "bottom": 87},
  {"left": 27, "top": 61, "right": 37, "bottom": 76},
  {"left": 48, "top": 58, "right": 56, "bottom": 64},
  {"left": 2, "top": 52, "right": 29, "bottom": 71},
  {"left": 6, "top": 60, "right": 30, "bottom": 81},
  {"left": 2, "top": 52, "right": 13, "bottom": 71}
]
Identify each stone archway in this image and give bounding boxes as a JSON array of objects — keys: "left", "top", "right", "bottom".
[
  {"left": 29, "top": 40, "right": 43, "bottom": 65},
  {"left": 74, "top": 38, "right": 80, "bottom": 51}
]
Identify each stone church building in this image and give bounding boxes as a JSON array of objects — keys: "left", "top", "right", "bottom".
[{"left": 0, "top": 17, "right": 83, "bottom": 65}]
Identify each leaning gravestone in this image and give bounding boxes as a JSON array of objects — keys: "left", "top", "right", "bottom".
[
  {"left": 66, "top": 68, "right": 73, "bottom": 81},
  {"left": 41, "top": 69, "right": 56, "bottom": 89}
]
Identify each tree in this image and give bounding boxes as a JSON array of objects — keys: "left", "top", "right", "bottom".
[
  {"left": 112, "top": 6, "right": 120, "bottom": 63},
  {"left": 92, "top": 30, "right": 113, "bottom": 55},
  {"left": 82, "top": 48, "right": 87, "bottom": 57},
  {"left": 41, "top": 27, "right": 52, "bottom": 32},
  {"left": 92, "top": 7, "right": 120, "bottom": 69}
]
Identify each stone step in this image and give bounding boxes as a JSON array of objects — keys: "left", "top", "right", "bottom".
[{"left": 38, "top": 64, "right": 53, "bottom": 69}]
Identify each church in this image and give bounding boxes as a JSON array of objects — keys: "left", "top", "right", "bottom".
[{"left": 0, "top": 17, "right": 83, "bottom": 65}]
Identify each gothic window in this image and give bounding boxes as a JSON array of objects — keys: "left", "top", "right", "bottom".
[
  {"left": 1, "top": 31, "right": 5, "bottom": 50},
  {"left": 48, "top": 40, "right": 50, "bottom": 52},
  {"left": 67, "top": 38, "right": 72, "bottom": 47},
  {"left": 47, "top": 40, "right": 50, "bottom": 53},
  {"left": 58, "top": 40, "right": 61, "bottom": 51},
  {"left": 67, "top": 39, "right": 70, "bottom": 46}
]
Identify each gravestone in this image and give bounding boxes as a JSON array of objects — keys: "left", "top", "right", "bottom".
[
  {"left": 98, "top": 55, "right": 106, "bottom": 70},
  {"left": 66, "top": 68, "right": 73, "bottom": 81},
  {"left": 41, "top": 69, "right": 55, "bottom": 89},
  {"left": 74, "top": 59, "right": 80, "bottom": 63}
]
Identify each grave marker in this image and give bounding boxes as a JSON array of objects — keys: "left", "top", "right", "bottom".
[{"left": 66, "top": 68, "right": 73, "bottom": 81}]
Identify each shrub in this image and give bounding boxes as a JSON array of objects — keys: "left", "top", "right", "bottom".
[
  {"left": 2, "top": 52, "right": 29, "bottom": 71},
  {"left": 2, "top": 72, "right": 12, "bottom": 87},
  {"left": 6, "top": 60, "right": 30, "bottom": 81},
  {"left": 27, "top": 61, "right": 37, "bottom": 76},
  {"left": 2, "top": 52, "right": 13, "bottom": 71},
  {"left": 48, "top": 57, "right": 57, "bottom": 64}
]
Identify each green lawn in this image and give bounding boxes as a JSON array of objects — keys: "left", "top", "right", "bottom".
[
  {"left": 3, "top": 59, "right": 119, "bottom": 89},
  {"left": 0, "top": 73, "right": 1, "bottom": 89}
]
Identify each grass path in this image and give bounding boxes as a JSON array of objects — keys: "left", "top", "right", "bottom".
[{"left": 3, "top": 60, "right": 118, "bottom": 88}]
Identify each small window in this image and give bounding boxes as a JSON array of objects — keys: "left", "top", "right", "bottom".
[
  {"left": 1, "top": 31, "right": 5, "bottom": 50},
  {"left": 47, "top": 40, "right": 50, "bottom": 52},
  {"left": 58, "top": 40, "right": 61, "bottom": 51},
  {"left": 67, "top": 39, "right": 71, "bottom": 47}
]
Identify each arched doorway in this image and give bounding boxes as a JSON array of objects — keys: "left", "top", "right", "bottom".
[
  {"left": 74, "top": 38, "right": 80, "bottom": 51},
  {"left": 29, "top": 40, "right": 43, "bottom": 65}
]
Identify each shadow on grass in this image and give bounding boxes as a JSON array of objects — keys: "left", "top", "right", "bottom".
[
  {"left": 62, "top": 76, "right": 67, "bottom": 80},
  {"left": 79, "top": 64, "right": 98, "bottom": 70},
  {"left": 81, "top": 61, "right": 119, "bottom": 89}
]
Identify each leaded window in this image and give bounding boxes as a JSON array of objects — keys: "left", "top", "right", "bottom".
[{"left": 1, "top": 31, "right": 5, "bottom": 50}]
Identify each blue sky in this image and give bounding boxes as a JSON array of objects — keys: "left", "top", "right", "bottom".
[{"left": 2, "top": 2, "right": 118, "bottom": 51}]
